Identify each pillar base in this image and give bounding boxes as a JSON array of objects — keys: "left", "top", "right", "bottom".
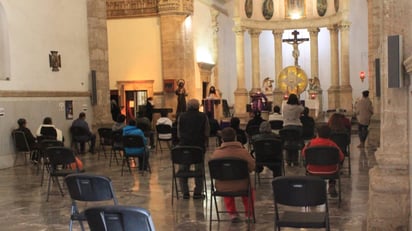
[
  {"left": 234, "top": 88, "right": 249, "bottom": 117},
  {"left": 327, "top": 86, "right": 340, "bottom": 110},
  {"left": 339, "top": 85, "right": 353, "bottom": 113}
]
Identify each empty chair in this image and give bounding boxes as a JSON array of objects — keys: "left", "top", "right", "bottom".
[
  {"left": 65, "top": 173, "right": 118, "bottom": 231},
  {"left": 97, "top": 128, "right": 113, "bottom": 160},
  {"left": 11, "top": 130, "right": 34, "bottom": 166},
  {"left": 208, "top": 158, "right": 255, "bottom": 230},
  {"left": 46, "top": 147, "right": 84, "bottom": 201},
  {"left": 303, "top": 146, "right": 342, "bottom": 207},
  {"left": 122, "top": 135, "right": 151, "bottom": 176},
  {"left": 38, "top": 139, "right": 64, "bottom": 186},
  {"left": 272, "top": 176, "right": 330, "bottom": 231},
  {"left": 155, "top": 124, "right": 172, "bottom": 153},
  {"left": 170, "top": 146, "right": 206, "bottom": 204},
  {"left": 85, "top": 205, "right": 155, "bottom": 231},
  {"left": 253, "top": 138, "right": 284, "bottom": 186},
  {"left": 330, "top": 131, "right": 351, "bottom": 175}
]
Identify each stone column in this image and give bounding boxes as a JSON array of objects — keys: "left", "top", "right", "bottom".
[
  {"left": 249, "top": 29, "right": 262, "bottom": 93},
  {"left": 233, "top": 23, "right": 248, "bottom": 117},
  {"left": 210, "top": 9, "right": 219, "bottom": 90},
  {"left": 327, "top": 25, "right": 340, "bottom": 110},
  {"left": 87, "top": 0, "right": 111, "bottom": 128},
  {"left": 339, "top": 22, "right": 353, "bottom": 113},
  {"left": 308, "top": 27, "right": 323, "bottom": 113},
  {"left": 272, "top": 29, "right": 284, "bottom": 108}
]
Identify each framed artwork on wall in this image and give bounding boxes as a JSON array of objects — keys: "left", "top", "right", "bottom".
[
  {"left": 164, "top": 79, "right": 175, "bottom": 93},
  {"left": 285, "top": 0, "right": 306, "bottom": 19}
]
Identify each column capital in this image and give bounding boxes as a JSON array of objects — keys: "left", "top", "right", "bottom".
[
  {"left": 233, "top": 25, "right": 245, "bottom": 35},
  {"left": 249, "top": 29, "right": 262, "bottom": 38},
  {"left": 338, "top": 21, "right": 351, "bottom": 31},
  {"left": 327, "top": 24, "right": 338, "bottom": 32},
  {"left": 272, "top": 29, "right": 284, "bottom": 38},
  {"left": 308, "top": 27, "right": 320, "bottom": 36}
]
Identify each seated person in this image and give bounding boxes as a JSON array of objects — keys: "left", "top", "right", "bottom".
[
  {"left": 136, "top": 110, "right": 155, "bottom": 149},
  {"left": 230, "top": 117, "right": 247, "bottom": 145},
  {"left": 36, "top": 117, "right": 63, "bottom": 142},
  {"left": 71, "top": 112, "right": 96, "bottom": 154},
  {"left": 210, "top": 127, "right": 255, "bottom": 222},
  {"left": 15, "top": 118, "right": 37, "bottom": 162},
  {"left": 328, "top": 112, "right": 351, "bottom": 134},
  {"left": 301, "top": 125, "right": 344, "bottom": 198},
  {"left": 156, "top": 110, "right": 173, "bottom": 140},
  {"left": 207, "top": 112, "right": 220, "bottom": 137},
  {"left": 246, "top": 111, "right": 265, "bottom": 136},
  {"left": 268, "top": 105, "right": 283, "bottom": 121},
  {"left": 123, "top": 119, "right": 149, "bottom": 171},
  {"left": 251, "top": 121, "right": 281, "bottom": 177},
  {"left": 300, "top": 107, "right": 315, "bottom": 139},
  {"left": 112, "top": 114, "right": 126, "bottom": 131}
]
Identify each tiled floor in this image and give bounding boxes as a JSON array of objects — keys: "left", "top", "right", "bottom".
[{"left": 0, "top": 134, "right": 376, "bottom": 231}]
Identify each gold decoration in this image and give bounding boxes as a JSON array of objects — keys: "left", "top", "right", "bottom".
[{"left": 277, "top": 66, "right": 308, "bottom": 95}]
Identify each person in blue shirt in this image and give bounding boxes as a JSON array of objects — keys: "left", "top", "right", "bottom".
[{"left": 123, "top": 119, "right": 148, "bottom": 171}]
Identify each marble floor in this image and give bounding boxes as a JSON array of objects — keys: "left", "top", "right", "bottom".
[{"left": 0, "top": 134, "right": 376, "bottom": 231}]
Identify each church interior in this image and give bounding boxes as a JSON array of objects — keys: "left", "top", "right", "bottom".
[{"left": 0, "top": 0, "right": 412, "bottom": 230}]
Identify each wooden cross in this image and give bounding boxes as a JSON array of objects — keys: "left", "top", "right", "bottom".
[{"left": 282, "top": 30, "right": 309, "bottom": 66}]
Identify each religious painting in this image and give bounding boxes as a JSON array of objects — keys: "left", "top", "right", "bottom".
[
  {"left": 49, "top": 50, "right": 61, "bottom": 72},
  {"left": 317, "top": 0, "right": 327, "bottom": 17},
  {"left": 285, "top": 0, "right": 305, "bottom": 19},
  {"left": 65, "top": 100, "right": 73, "bottom": 120},
  {"left": 262, "top": 0, "right": 274, "bottom": 20},
  {"left": 163, "top": 79, "right": 175, "bottom": 93},
  {"left": 245, "top": 0, "right": 253, "bottom": 18},
  {"left": 334, "top": 0, "right": 339, "bottom": 13}
]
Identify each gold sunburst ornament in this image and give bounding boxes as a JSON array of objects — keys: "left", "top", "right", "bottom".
[{"left": 277, "top": 66, "right": 308, "bottom": 96}]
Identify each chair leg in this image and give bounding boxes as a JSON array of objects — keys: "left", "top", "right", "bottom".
[
  {"left": 338, "top": 177, "right": 341, "bottom": 208},
  {"left": 46, "top": 175, "right": 52, "bottom": 202}
]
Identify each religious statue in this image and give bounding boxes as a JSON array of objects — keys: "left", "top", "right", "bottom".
[
  {"left": 308, "top": 76, "right": 321, "bottom": 91},
  {"left": 175, "top": 79, "right": 187, "bottom": 115},
  {"left": 250, "top": 90, "right": 268, "bottom": 112},
  {"left": 262, "top": 77, "right": 274, "bottom": 93},
  {"left": 207, "top": 86, "right": 220, "bottom": 99},
  {"left": 283, "top": 30, "right": 309, "bottom": 67}
]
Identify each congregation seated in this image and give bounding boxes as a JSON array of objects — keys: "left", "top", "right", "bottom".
[
  {"left": 136, "top": 110, "right": 155, "bottom": 149},
  {"left": 300, "top": 107, "right": 315, "bottom": 140},
  {"left": 328, "top": 112, "right": 351, "bottom": 134},
  {"left": 268, "top": 105, "right": 283, "bottom": 121},
  {"left": 112, "top": 114, "right": 126, "bottom": 131},
  {"left": 71, "top": 112, "right": 96, "bottom": 154},
  {"left": 156, "top": 110, "right": 173, "bottom": 140},
  {"left": 123, "top": 119, "right": 149, "bottom": 171},
  {"left": 36, "top": 117, "right": 63, "bottom": 142},
  {"left": 246, "top": 111, "right": 265, "bottom": 135},
  {"left": 207, "top": 112, "right": 220, "bottom": 137}
]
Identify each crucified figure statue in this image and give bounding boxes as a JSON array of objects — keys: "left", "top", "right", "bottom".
[{"left": 282, "top": 30, "right": 309, "bottom": 66}]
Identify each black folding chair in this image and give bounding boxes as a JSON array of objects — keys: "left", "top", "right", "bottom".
[
  {"left": 46, "top": 147, "right": 84, "bottom": 202},
  {"left": 110, "top": 130, "right": 123, "bottom": 167},
  {"left": 246, "top": 125, "right": 260, "bottom": 152},
  {"left": 272, "top": 176, "right": 330, "bottom": 231},
  {"left": 304, "top": 146, "right": 342, "bottom": 207},
  {"left": 97, "top": 128, "right": 113, "bottom": 160},
  {"left": 170, "top": 146, "right": 206, "bottom": 205},
  {"left": 253, "top": 138, "right": 284, "bottom": 186},
  {"left": 11, "top": 130, "right": 34, "bottom": 166},
  {"left": 70, "top": 126, "right": 91, "bottom": 154},
  {"left": 65, "top": 173, "right": 118, "bottom": 231},
  {"left": 156, "top": 124, "right": 172, "bottom": 153},
  {"left": 279, "top": 128, "right": 304, "bottom": 166},
  {"left": 85, "top": 205, "right": 155, "bottom": 231},
  {"left": 330, "top": 131, "right": 351, "bottom": 175},
  {"left": 269, "top": 120, "right": 284, "bottom": 131},
  {"left": 208, "top": 158, "right": 255, "bottom": 230},
  {"left": 38, "top": 139, "right": 64, "bottom": 186},
  {"left": 122, "top": 135, "right": 151, "bottom": 176}
]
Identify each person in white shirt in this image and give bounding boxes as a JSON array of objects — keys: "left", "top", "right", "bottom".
[
  {"left": 268, "top": 105, "right": 283, "bottom": 121},
  {"left": 36, "top": 117, "right": 64, "bottom": 142},
  {"left": 156, "top": 110, "right": 173, "bottom": 139}
]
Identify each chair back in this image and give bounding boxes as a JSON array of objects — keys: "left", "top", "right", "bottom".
[
  {"left": 46, "top": 147, "right": 77, "bottom": 169},
  {"left": 156, "top": 124, "right": 172, "bottom": 134},
  {"left": 85, "top": 205, "right": 155, "bottom": 231},
  {"left": 269, "top": 120, "right": 283, "bottom": 130},
  {"left": 272, "top": 176, "right": 327, "bottom": 207},
  {"left": 123, "top": 135, "right": 145, "bottom": 148},
  {"left": 304, "top": 146, "right": 340, "bottom": 166},
  {"left": 112, "top": 130, "right": 124, "bottom": 149},
  {"left": 39, "top": 139, "right": 64, "bottom": 150},
  {"left": 65, "top": 173, "right": 118, "bottom": 204},
  {"left": 279, "top": 128, "right": 303, "bottom": 150},
  {"left": 330, "top": 132, "right": 350, "bottom": 155},
  {"left": 253, "top": 138, "right": 283, "bottom": 163},
  {"left": 70, "top": 126, "right": 90, "bottom": 142},
  {"left": 98, "top": 128, "right": 113, "bottom": 146},
  {"left": 171, "top": 146, "right": 204, "bottom": 165},
  {"left": 208, "top": 158, "right": 249, "bottom": 181},
  {"left": 246, "top": 125, "right": 260, "bottom": 137},
  {"left": 12, "top": 130, "right": 30, "bottom": 152},
  {"left": 40, "top": 126, "right": 58, "bottom": 140}
]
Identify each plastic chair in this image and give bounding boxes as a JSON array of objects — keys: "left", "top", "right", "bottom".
[
  {"left": 85, "top": 205, "right": 155, "bottom": 231},
  {"left": 272, "top": 176, "right": 330, "bottom": 231},
  {"left": 330, "top": 131, "right": 351, "bottom": 175},
  {"left": 46, "top": 147, "right": 84, "bottom": 202},
  {"left": 122, "top": 135, "right": 151, "bottom": 176},
  {"left": 97, "top": 128, "right": 113, "bottom": 160},
  {"left": 170, "top": 146, "right": 206, "bottom": 205},
  {"left": 65, "top": 173, "right": 119, "bottom": 231},
  {"left": 304, "top": 146, "right": 342, "bottom": 207},
  {"left": 11, "top": 130, "right": 33, "bottom": 166},
  {"left": 208, "top": 158, "right": 255, "bottom": 230},
  {"left": 252, "top": 138, "right": 284, "bottom": 186},
  {"left": 155, "top": 124, "right": 172, "bottom": 153}
]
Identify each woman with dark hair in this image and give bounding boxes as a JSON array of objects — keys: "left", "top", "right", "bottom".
[
  {"left": 36, "top": 117, "right": 63, "bottom": 141},
  {"left": 230, "top": 117, "right": 247, "bottom": 145},
  {"left": 282, "top": 94, "right": 304, "bottom": 134}
]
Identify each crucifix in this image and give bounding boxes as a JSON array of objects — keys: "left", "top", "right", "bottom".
[{"left": 282, "top": 30, "right": 309, "bottom": 66}]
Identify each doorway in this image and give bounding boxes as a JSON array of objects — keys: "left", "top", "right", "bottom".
[{"left": 125, "top": 90, "right": 148, "bottom": 122}]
